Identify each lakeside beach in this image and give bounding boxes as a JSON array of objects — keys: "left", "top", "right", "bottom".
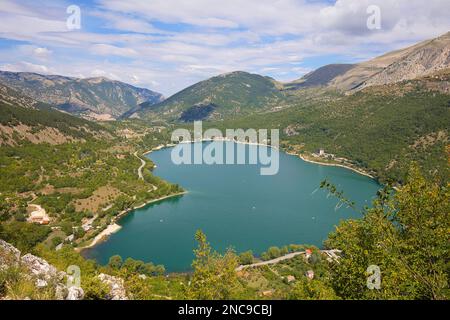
[{"left": 77, "top": 191, "right": 187, "bottom": 251}]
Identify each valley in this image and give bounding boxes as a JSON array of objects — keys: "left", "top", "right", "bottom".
[{"left": 0, "top": 31, "right": 449, "bottom": 301}]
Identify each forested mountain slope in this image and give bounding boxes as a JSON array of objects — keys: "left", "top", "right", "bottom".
[{"left": 137, "top": 71, "right": 285, "bottom": 122}]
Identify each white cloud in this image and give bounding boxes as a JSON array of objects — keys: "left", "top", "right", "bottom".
[
  {"left": 33, "top": 47, "right": 52, "bottom": 58},
  {"left": 90, "top": 44, "right": 138, "bottom": 57},
  {"left": 0, "top": 61, "right": 51, "bottom": 74}
]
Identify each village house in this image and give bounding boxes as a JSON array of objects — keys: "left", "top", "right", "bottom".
[{"left": 28, "top": 205, "right": 50, "bottom": 225}]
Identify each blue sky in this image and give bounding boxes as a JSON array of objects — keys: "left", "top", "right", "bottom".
[{"left": 0, "top": 0, "right": 449, "bottom": 96}]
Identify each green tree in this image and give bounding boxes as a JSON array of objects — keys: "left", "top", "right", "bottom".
[
  {"left": 266, "top": 246, "right": 282, "bottom": 259},
  {"left": 122, "top": 258, "right": 145, "bottom": 274},
  {"left": 289, "top": 278, "right": 339, "bottom": 300},
  {"left": 108, "top": 255, "right": 123, "bottom": 270},
  {"left": 1, "top": 222, "right": 51, "bottom": 252},
  {"left": 238, "top": 251, "right": 254, "bottom": 265},
  {"left": 186, "top": 230, "right": 240, "bottom": 300},
  {"left": 324, "top": 166, "right": 449, "bottom": 300},
  {"left": 82, "top": 276, "right": 110, "bottom": 300}
]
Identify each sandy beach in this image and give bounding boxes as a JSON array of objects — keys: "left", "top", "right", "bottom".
[
  {"left": 77, "top": 191, "right": 187, "bottom": 251},
  {"left": 79, "top": 223, "right": 122, "bottom": 250}
]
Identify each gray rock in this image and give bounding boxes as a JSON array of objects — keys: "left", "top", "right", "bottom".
[
  {"left": 98, "top": 273, "right": 128, "bottom": 300},
  {"left": 55, "top": 283, "right": 68, "bottom": 300},
  {"left": 35, "top": 279, "right": 48, "bottom": 288},
  {"left": 21, "top": 253, "right": 62, "bottom": 282},
  {"left": 66, "top": 286, "right": 84, "bottom": 300},
  {"left": 0, "top": 239, "right": 21, "bottom": 269}
]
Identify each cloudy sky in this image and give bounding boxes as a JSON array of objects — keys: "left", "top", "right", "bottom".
[{"left": 0, "top": 0, "right": 449, "bottom": 96}]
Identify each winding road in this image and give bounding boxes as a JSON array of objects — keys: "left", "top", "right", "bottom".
[{"left": 134, "top": 152, "right": 146, "bottom": 180}]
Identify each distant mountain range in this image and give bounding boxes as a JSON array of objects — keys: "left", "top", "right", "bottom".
[
  {"left": 0, "top": 71, "right": 164, "bottom": 120},
  {"left": 0, "top": 31, "right": 448, "bottom": 182},
  {"left": 136, "top": 31, "right": 449, "bottom": 122},
  {"left": 0, "top": 31, "right": 448, "bottom": 124}
]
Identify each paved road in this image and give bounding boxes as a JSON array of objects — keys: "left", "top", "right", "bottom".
[
  {"left": 236, "top": 249, "right": 341, "bottom": 271},
  {"left": 236, "top": 252, "right": 305, "bottom": 271}
]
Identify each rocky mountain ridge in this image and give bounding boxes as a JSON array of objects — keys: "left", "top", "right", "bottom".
[{"left": 0, "top": 71, "right": 164, "bottom": 120}]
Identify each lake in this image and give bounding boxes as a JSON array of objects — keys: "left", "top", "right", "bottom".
[{"left": 84, "top": 141, "right": 380, "bottom": 272}]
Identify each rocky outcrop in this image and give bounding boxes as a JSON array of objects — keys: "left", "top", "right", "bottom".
[
  {"left": 0, "top": 239, "right": 21, "bottom": 269},
  {"left": 1, "top": 239, "right": 132, "bottom": 300},
  {"left": 21, "top": 253, "right": 65, "bottom": 286},
  {"left": 0, "top": 239, "right": 85, "bottom": 300},
  {"left": 66, "top": 286, "right": 85, "bottom": 300},
  {"left": 292, "top": 31, "right": 450, "bottom": 92},
  {"left": 362, "top": 33, "right": 450, "bottom": 89},
  {"left": 98, "top": 273, "right": 128, "bottom": 300}
]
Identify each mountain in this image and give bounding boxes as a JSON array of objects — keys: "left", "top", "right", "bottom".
[
  {"left": 136, "top": 71, "right": 285, "bottom": 122},
  {"left": 286, "top": 31, "right": 450, "bottom": 91},
  {"left": 0, "top": 71, "right": 164, "bottom": 120},
  {"left": 284, "top": 64, "right": 355, "bottom": 90},
  {"left": 0, "top": 83, "right": 108, "bottom": 146},
  {"left": 360, "top": 32, "right": 450, "bottom": 89},
  {"left": 216, "top": 68, "right": 450, "bottom": 183}
]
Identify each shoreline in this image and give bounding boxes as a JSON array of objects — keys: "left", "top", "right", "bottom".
[
  {"left": 147, "top": 139, "right": 376, "bottom": 180},
  {"left": 76, "top": 191, "right": 187, "bottom": 252},
  {"left": 295, "top": 154, "right": 375, "bottom": 179}
]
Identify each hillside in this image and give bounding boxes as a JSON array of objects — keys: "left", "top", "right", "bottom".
[
  {"left": 207, "top": 70, "right": 450, "bottom": 183},
  {"left": 286, "top": 32, "right": 450, "bottom": 92},
  {"left": 136, "top": 71, "right": 285, "bottom": 122},
  {"left": 284, "top": 64, "right": 355, "bottom": 90},
  {"left": 361, "top": 32, "right": 450, "bottom": 89},
  {"left": 0, "top": 71, "right": 164, "bottom": 120},
  {"left": 331, "top": 31, "right": 450, "bottom": 91},
  {"left": 0, "top": 83, "right": 183, "bottom": 261},
  {"left": 0, "top": 83, "right": 108, "bottom": 146}
]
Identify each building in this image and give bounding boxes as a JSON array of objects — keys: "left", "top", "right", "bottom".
[
  {"left": 28, "top": 205, "right": 50, "bottom": 225},
  {"left": 305, "top": 249, "right": 313, "bottom": 260}
]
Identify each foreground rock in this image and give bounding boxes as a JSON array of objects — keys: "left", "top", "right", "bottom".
[
  {"left": 1, "top": 239, "right": 130, "bottom": 300},
  {"left": 21, "top": 253, "right": 65, "bottom": 286},
  {"left": 0, "top": 239, "right": 85, "bottom": 300},
  {"left": 0, "top": 239, "right": 21, "bottom": 269},
  {"left": 66, "top": 286, "right": 85, "bottom": 300},
  {"left": 98, "top": 273, "right": 128, "bottom": 300}
]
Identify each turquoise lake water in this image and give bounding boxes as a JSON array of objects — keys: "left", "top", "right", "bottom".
[{"left": 84, "top": 141, "right": 380, "bottom": 272}]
